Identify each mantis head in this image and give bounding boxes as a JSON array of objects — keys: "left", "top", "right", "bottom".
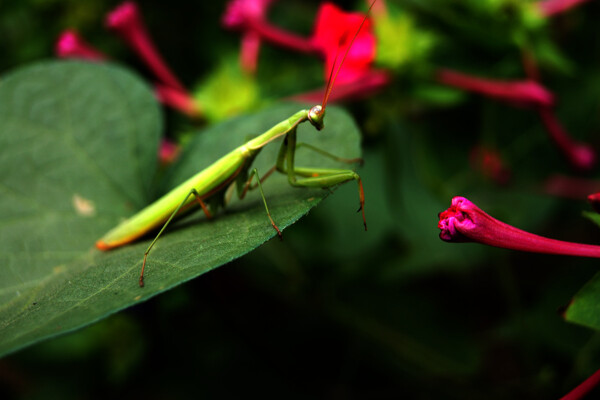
[{"left": 308, "top": 105, "right": 325, "bottom": 130}]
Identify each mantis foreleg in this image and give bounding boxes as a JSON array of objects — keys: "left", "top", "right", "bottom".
[{"left": 275, "top": 127, "right": 367, "bottom": 230}]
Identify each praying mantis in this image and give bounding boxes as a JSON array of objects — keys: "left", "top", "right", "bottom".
[{"left": 96, "top": 4, "right": 373, "bottom": 287}]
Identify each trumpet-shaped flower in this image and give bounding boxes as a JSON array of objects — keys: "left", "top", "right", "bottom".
[
  {"left": 56, "top": 30, "right": 106, "bottom": 60},
  {"left": 538, "top": 107, "right": 596, "bottom": 171},
  {"left": 106, "top": 2, "right": 185, "bottom": 91},
  {"left": 439, "top": 196, "right": 600, "bottom": 258},
  {"left": 222, "top": 0, "right": 276, "bottom": 73},
  {"left": 222, "top": 0, "right": 313, "bottom": 55},
  {"left": 222, "top": 1, "right": 377, "bottom": 85},
  {"left": 535, "top": 0, "right": 592, "bottom": 17},
  {"left": 469, "top": 146, "right": 511, "bottom": 185},
  {"left": 310, "top": 2, "right": 376, "bottom": 84},
  {"left": 154, "top": 84, "right": 202, "bottom": 118},
  {"left": 436, "top": 69, "right": 554, "bottom": 108}
]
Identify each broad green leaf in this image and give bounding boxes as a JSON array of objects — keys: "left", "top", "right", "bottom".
[
  {"left": 565, "top": 272, "right": 600, "bottom": 330},
  {"left": 0, "top": 60, "right": 161, "bottom": 356},
  {"left": 0, "top": 61, "right": 363, "bottom": 357}
]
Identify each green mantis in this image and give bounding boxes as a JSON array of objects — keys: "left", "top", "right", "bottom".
[{"left": 96, "top": 7, "right": 371, "bottom": 287}]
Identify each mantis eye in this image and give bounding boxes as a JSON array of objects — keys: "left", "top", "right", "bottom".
[{"left": 308, "top": 105, "right": 325, "bottom": 130}]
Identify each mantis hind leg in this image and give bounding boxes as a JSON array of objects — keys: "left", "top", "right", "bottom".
[{"left": 139, "top": 188, "right": 212, "bottom": 287}]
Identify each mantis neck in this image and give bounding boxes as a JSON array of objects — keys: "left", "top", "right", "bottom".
[{"left": 245, "top": 109, "right": 310, "bottom": 151}]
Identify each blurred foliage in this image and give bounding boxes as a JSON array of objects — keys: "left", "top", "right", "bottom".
[{"left": 2, "top": 0, "right": 600, "bottom": 399}]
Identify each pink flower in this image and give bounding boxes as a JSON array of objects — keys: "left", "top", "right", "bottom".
[
  {"left": 222, "top": 1, "right": 377, "bottom": 85},
  {"left": 544, "top": 175, "right": 600, "bottom": 200},
  {"left": 222, "top": 0, "right": 276, "bottom": 73},
  {"left": 436, "top": 68, "right": 555, "bottom": 108},
  {"left": 535, "top": 0, "right": 592, "bottom": 17},
  {"left": 222, "top": 0, "right": 274, "bottom": 29},
  {"left": 55, "top": 30, "right": 106, "bottom": 60},
  {"left": 158, "top": 138, "right": 181, "bottom": 166},
  {"left": 106, "top": 2, "right": 185, "bottom": 92},
  {"left": 222, "top": 0, "right": 312, "bottom": 55},
  {"left": 588, "top": 193, "right": 600, "bottom": 213},
  {"left": 469, "top": 146, "right": 511, "bottom": 185},
  {"left": 310, "top": 2, "right": 376, "bottom": 85},
  {"left": 560, "top": 367, "right": 600, "bottom": 400},
  {"left": 538, "top": 107, "right": 596, "bottom": 171},
  {"left": 154, "top": 84, "right": 201, "bottom": 118},
  {"left": 439, "top": 196, "right": 600, "bottom": 257},
  {"left": 56, "top": 22, "right": 200, "bottom": 118}
]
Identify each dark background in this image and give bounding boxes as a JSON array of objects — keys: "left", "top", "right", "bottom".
[{"left": 2, "top": 0, "right": 600, "bottom": 398}]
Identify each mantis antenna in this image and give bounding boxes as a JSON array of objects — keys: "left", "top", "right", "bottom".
[{"left": 321, "top": 0, "right": 376, "bottom": 110}]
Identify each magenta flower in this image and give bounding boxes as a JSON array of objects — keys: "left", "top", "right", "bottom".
[
  {"left": 222, "top": 0, "right": 313, "bottom": 55},
  {"left": 538, "top": 107, "right": 596, "bottom": 171},
  {"left": 544, "top": 174, "right": 600, "bottom": 200},
  {"left": 436, "top": 68, "right": 555, "bottom": 108},
  {"left": 106, "top": 2, "right": 185, "bottom": 92},
  {"left": 222, "top": 1, "right": 377, "bottom": 85},
  {"left": 158, "top": 138, "right": 181, "bottom": 166},
  {"left": 309, "top": 2, "right": 376, "bottom": 85},
  {"left": 439, "top": 196, "right": 600, "bottom": 257},
  {"left": 222, "top": 0, "right": 276, "bottom": 73},
  {"left": 560, "top": 367, "right": 600, "bottom": 400},
  {"left": 535, "top": 0, "right": 592, "bottom": 17},
  {"left": 154, "top": 84, "right": 201, "bottom": 118},
  {"left": 469, "top": 146, "right": 511, "bottom": 185},
  {"left": 55, "top": 30, "right": 107, "bottom": 60},
  {"left": 588, "top": 193, "right": 600, "bottom": 213}
]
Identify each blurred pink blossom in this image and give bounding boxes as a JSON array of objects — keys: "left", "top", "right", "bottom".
[
  {"left": 536, "top": 0, "right": 592, "bottom": 17},
  {"left": 106, "top": 2, "right": 185, "bottom": 91},
  {"left": 436, "top": 68, "right": 555, "bottom": 108},
  {"left": 55, "top": 30, "right": 106, "bottom": 60}
]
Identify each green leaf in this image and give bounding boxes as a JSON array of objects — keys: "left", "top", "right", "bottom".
[
  {"left": 0, "top": 61, "right": 363, "bottom": 357},
  {"left": 583, "top": 211, "right": 600, "bottom": 230},
  {"left": 0, "top": 60, "right": 161, "bottom": 356},
  {"left": 565, "top": 272, "right": 600, "bottom": 330}
]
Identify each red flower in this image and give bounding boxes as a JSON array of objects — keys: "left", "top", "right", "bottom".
[
  {"left": 588, "top": 193, "right": 600, "bottom": 213},
  {"left": 310, "top": 2, "right": 376, "bottom": 85},
  {"left": 560, "top": 367, "right": 600, "bottom": 400},
  {"left": 222, "top": 1, "right": 377, "bottom": 85},
  {"left": 469, "top": 146, "right": 511, "bottom": 185},
  {"left": 56, "top": 6, "right": 201, "bottom": 118},
  {"left": 544, "top": 175, "right": 600, "bottom": 200},
  {"left": 222, "top": 0, "right": 312, "bottom": 55},
  {"left": 106, "top": 2, "right": 185, "bottom": 92},
  {"left": 55, "top": 30, "right": 106, "bottom": 60},
  {"left": 158, "top": 138, "right": 181, "bottom": 166},
  {"left": 154, "top": 84, "right": 201, "bottom": 118},
  {"left": 439, "top": 196, "right": 600, "bottom": 257},
  {"left": 535, "top": 0, "right": 592, "bottom": 17},
  {"left": 222, "top": 0, "right": 276, "bottom": 73},
  {"left": 538, "top": 107, "right": 596, "bottom": 171},
  {"left": 436, "top": 68, "right": 555, "bottom": 108}
]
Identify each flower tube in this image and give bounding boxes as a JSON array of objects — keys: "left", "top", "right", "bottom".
[{"left": 439, "top": 196, "right": 600, "bottom": 257}]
